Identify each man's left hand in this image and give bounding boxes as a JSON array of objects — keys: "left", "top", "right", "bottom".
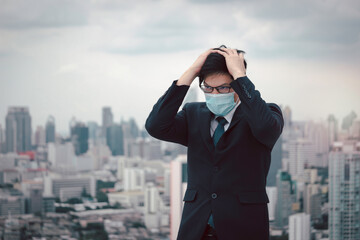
[{"left": 214, "top": 47, "right": 247, "bottom": 80}]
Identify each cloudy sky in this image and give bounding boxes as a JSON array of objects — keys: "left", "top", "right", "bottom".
[{"left": 1, "top": 0, "right": 359, "bottom": 134}]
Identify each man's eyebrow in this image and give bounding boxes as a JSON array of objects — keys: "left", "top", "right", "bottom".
[{"left": 203, "top": 81, "right": 231, "bottom": 87}]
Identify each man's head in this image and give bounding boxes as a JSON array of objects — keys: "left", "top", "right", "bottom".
[
  {"left": 199, "top": 45, "right": 246, "bottom": 110},
  {"left": 198, "top": 45, "right": 247, "bottom": 88}
]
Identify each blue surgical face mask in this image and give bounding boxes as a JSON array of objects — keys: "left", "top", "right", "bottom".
[{"left": 205, "top": 92, "right": 240, "bottom": 117}]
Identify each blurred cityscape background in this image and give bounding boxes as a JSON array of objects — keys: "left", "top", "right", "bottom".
[
  {"left": 1, "top": 0, "right": 359, "bottom": 240},
  {"left": 0, "top": 98, "right": 359, "bottom": 239}
]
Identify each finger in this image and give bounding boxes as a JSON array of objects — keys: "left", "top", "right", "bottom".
[
  {"left": 230, "top": 49, "right": 238, "bottom": 55},
  {"left": 219, "top": 47, "right": 231, "bottom": 54},
  {"left": 213, "top": 49, "right": 227, "bottom": 57}
]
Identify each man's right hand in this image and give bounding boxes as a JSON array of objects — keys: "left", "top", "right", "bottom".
[{"left": 176, "top": 48, "right": 218, "bottom": 86}]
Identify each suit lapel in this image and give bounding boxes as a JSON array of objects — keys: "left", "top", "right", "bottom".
[
  {"left": 199, "top": 104, "right": 215, "bottom": 154},
  {"left": 227, "top": 104, "right": 245, "bottom": 132},
  {"left": 199, "top": 103, "right": 245, "bottom": 157}
]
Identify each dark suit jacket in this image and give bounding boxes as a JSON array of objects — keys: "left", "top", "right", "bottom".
[{"left": 145, "top": 76, "right": 284, "bottom": 240}]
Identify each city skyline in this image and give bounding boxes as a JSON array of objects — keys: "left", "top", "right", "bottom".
[
  {"left": 1, "top": 104, "right": 358, "bottom": 136},
  {"left": 1, "top": 0, "right": 359, "bottom": 134}
]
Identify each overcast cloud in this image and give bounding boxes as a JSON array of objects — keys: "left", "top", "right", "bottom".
[{"left": 0, "top": 0, "right": 359, "bottom": 134}]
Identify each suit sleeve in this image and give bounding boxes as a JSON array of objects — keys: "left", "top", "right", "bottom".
[
  {"left": 230, "top": 76, "right": 284, "bottom": 149},
  {"left": 145, "top": 80, "right": 189, "bottom": 146}
]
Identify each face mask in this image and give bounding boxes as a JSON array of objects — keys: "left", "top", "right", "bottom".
[{"left": 205, "top": 92, "right": 240, "bottom": 117}]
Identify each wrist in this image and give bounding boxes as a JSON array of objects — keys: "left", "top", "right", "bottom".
[
  {"left": 232, "top": 72, "right": 246, "bottom": 80},
  {"left": 177, "top": 69, "right": 197, "bottom": 86}
]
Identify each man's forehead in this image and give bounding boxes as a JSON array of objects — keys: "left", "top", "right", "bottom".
[{"left": 204, "top": 74, "right": 233, "bottom": 86}]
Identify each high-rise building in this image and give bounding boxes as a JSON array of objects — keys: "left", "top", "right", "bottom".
[
  {"left": 29, "top": 188, "right": 43, "bottom": 214},
  {"left": 266, "top": 186, "right": 277, "bottom": 222},
  {"left": 327, "top": 114, "right": 338, "bottom": 147},
  {"left": 5, "top": 107, "right": 32, "bottom": 153},
  {"left": 0, "top": 124, "right": 5, "bottom": 153},
  {"left": 123, "top": 168, "right": 145, "bottom": 191},
  {"left": 45, "top": 115, "right": 55, "bottom": 143},
  {"left": 47, "top": 142, "right": 75, "bottom": 169},
  {"left": 305, "top": 121, "right": 329, "bottom": 167},
  {"left": 288, "top": 138, "right": 315, "bottom": 180},
  {"left": 341, "top": 111, "right": 357, "bottom": 131},
  {"left": 143, "top": 139, "right": 162, "bottom": 160},
  {"left": 281, "top": 105, "right": 292, "bottom": 141},
  {"left": 145, "top": 183, "right": 159, "bottom": 214},
  {"left": 0, "top": 196, "right": 25, "bottom": 216},
  {"left": 267, "top": 135, "right": 283, "bottom": 186},
  {"left": 44, "top": 176, "right": 96, "bottom": 202},
  {"left": 275, "top": 170, "right": 295, "bottom": 228},
  {"left": 102, "top": 107, "right": 113, "bottom": 137},
  {"left": 349, "top": 119, "right": 360, "bottom": 140},
  {"left": 170, "top": 155, "right": 188, "bottom": 240},
  {"left": 70, "top": 122, "right": 89, "bottom": 156},
  {"left": 289, "top": 213, "right": 311, "bottom": 240},
  {"left": 144, "top": 182, "right": 161, "bottom": 229},
  {"left": 87, "top": 121, "right": 100, "bottom": 142},
  {"left": 0, "top": 189, "right": 25, "bottom": 216},
  {"left": 128, "top": 118, "right": 139, "bottom": 139},
  {"left": 329, "top": 141, "right": 360, "bottom": 240},
  {"left": 303, "top": 183, "right": 322, "bottom": 221},
  {"left": 106, "top": 124, "right": 124, "bottom": 156},
  {"left": 34, "top": 126, "right": 46, "bottom": 146}
]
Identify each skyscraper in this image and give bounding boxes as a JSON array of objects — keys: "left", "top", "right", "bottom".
[
  {"left": 288, "top": 138, "right": 315, "bottom": 180},
  {"left": 289, "top": 212, "right": 311, "bottom": 240},
  {"left": 45, "top": 115, "right": 55, "bottom": 143},
  {"left": 303, "top": 183, "right": 322, "bottom": 221},
  {"left": 327, "top": 114, "right": 338, "bottom": 147},
  {"left": 87, "top": 121, "right": 100, "bottom": 142},
  {"left": 128, "top": 117, "right": 139, "bottom": 139},
  {"left": 70, "top": 122, "right": 89, "bottom": 156},
  {"left": 266, "top": 186, "right": 277, "bottom": 222},
  {"left": 5, "top": 107, "right": 32, "bottom": 153},
  {"left": 305, "top": 121, "right": 329, "bottom": 167},
  {"left": 34, "top": 126, "right": 46, "bottom": 146},
  {"left": 0, "top": 124, "right": 5, "bottom": 153},
  {"left": 341, "top": 111, "right": 357, "bottom": 131},
  {"left": 106, "top": 124, "right": 124, "bottom": 156},
  {"left": 170, "top": 155, "right": 188, "bottom": 240},
  {"left": 329, "top": 141, "right": 360, "bottom": 240},
  {"left": 267, "top": 135, "right": 283, "bottom": 186},
  {"left": 123, "top": 168, "right": 145, "bottom": 191},
  {"left": 102, "top": 107, "right": 113, "bottom": 137},
  {"left": 144, "top": 182, "right": 161, "bottom": 229},
  {"left": 275, "top": 170, "right": 295, "bottom": 228}
]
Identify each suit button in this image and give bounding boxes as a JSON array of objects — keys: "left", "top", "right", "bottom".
[
  {"left": 211, "top": 193, "right": 217, "bottom": 199},
  {"left": 213, "top": 166, "right": 219, "bottom": 172}
]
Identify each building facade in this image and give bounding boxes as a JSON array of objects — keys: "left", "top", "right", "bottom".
[{"left": 329, "top": 141, "right": 360, "bottom": 240}]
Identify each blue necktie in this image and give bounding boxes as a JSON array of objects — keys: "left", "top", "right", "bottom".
[
  {"left": 208, "top": 117, "right": 228, "bottom": 229},
  {"left": 213, "top": 117, "right": 227, "bottom": 146}
]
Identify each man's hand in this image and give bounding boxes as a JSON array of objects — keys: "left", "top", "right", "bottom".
[
  {"left": 214, "top": 47, "right": 247, "bottom": 80},
  {"left": 177, "top": 48, "right": 218, "bottom": 86}
]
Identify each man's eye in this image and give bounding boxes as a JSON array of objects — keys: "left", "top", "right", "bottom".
[{"left": 218, "top": 86, "right": 230, "bottom": 90}]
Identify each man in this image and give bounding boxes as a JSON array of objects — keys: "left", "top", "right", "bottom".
[{"left": 145, "top": 45, "right": 284, "bottom": 240}]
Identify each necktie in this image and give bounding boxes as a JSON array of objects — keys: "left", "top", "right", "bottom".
[
  {"left": 208, "top": 117, "right": 228, "bottom": 229},
  {"left": 213, "top": 117, "right": 228, "bottom": 146}
]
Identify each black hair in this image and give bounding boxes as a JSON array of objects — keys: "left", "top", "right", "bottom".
[{"left": 198, "top": 45, "right": 247, "bottom": 86}]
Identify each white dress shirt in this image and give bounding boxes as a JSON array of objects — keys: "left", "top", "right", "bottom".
[{"left": 210, "top": 101, "right": 241, "bottom": 137}]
